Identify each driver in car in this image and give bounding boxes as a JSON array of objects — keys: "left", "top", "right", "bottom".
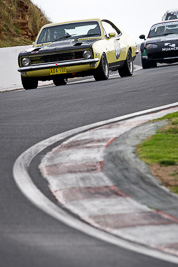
[{"left": 54, "top": 28, "right": 68, "bottom": 40}]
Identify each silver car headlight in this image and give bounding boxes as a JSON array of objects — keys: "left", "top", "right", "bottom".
[
  {"left": 146, "top": 44, "right": 158, "bottom": 49},
  {"left": 83, "top": 50, "right": 92, "bottom": 59},
  {"left": 21, "top": 57, "right": 30, "bottom": 66}
]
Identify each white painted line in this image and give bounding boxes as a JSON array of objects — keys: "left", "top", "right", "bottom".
[
  {"left": 13, "top": 103, "right": 178, "bottom": 264},
  {"left": 61, "top": 197, "right": 150, "bottom": 217},
  {"left": 113, "top": 224, "right": 178, "bottom": 247},
  {"left": 44, "top": 147, "right": 104, "bottom": 165},
  {"left": 48, "top": 172, "right": 113, "bottom": 191}
]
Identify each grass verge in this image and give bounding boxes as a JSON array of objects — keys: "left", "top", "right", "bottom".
[
  {"left": 0, "top": 0, "right": 50, "bottom": 47},
  {"left": 137, "top": 111, "right": 178, "bottom": 194}
]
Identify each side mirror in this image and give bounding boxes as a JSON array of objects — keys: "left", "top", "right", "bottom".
[
  {"left": 139, "top": 34, "right": 146, "bottom": 40},
  {"left": 108, "top": 32, "right": 116, "bottom": 38}
]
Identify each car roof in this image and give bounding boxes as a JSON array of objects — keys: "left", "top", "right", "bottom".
[
  {"left": 151, "top": 19, "right": 178, "bottom": 27},
  {"left": 41, "top": 19, "right": 102, "bottom": 29}
]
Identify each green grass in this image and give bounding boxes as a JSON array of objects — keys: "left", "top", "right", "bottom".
[
  {"left": 137, "top": 111, "right": 178, "bottom": 193},
  {"left": 171, "top": 187, "right": 178, "bottom": 194},
  {"left": 0, "top": 0, "right": 50, "bottom": 47},
  {"left": 0, "top": 37, "right": 32, "bottom": 47},
  {"left": 138, "top": 112, "right": 178, "bottom": 164},
  {"left": 154, "top": 111, "right": 178, "bottom": 121},
  {"left": 138, "top": 133, "right": 177, "bottom": 165}
]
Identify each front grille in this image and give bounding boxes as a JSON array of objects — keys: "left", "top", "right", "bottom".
[{"left": 30, "top": 51, "right": 85, "bottom": 65}]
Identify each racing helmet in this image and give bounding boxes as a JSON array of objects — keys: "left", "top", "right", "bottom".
[{"left": 54, "top": 28, "right": 66, "bottom": 40}]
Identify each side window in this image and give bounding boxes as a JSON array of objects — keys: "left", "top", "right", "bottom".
[
  {"left": 102, "top": 21, "right": 120, "bottom": 37},
  {"left": 38, "top": 28, "right": 51, "bottom": 43}
]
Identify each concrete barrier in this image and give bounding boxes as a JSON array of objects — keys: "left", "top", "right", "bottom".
[
  {"left": 0, "top": 45, "right": 31, "bottom": 92},
  {"left": 0, "top": 45, "right": 53, "bottom": 92}
]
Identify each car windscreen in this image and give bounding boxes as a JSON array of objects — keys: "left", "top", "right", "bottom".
[
  {"left": 148, "top": 21, "right": 178, "bottom": 38},
  {"left": 36, "top": 21, "right": 101, "bottom": 44}
]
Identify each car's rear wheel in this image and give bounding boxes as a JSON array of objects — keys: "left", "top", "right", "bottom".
[
  {"left": 21, "top": 76, "right": 38, "bottom": 90},
  {"left": 53, "top": 77, "right": 67, "bottom": 86},
  {"left": 94, "top": 53, "right": 109, "bottom": 81},
  {"left": 118, "top": 49, "right": 133, "bottom": 77},
  {"left": 142, "top": 57, "right": 157, "bottom": 69}
]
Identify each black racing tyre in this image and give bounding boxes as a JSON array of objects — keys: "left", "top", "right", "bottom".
[
  {"left": 141, "top": 57, "right": 157, "bottom": 69},
  {"left": 118, "top": 49, "right": 133, "bottom": 77},
  {"left": 53, "top": 77, "right": 67, "bottom": 86},
  {"left": 94, "top": 53, "right": 109, "bottom": 81},
  {"left": 21, "top": 76, "right": 38, "bottom": 90}
]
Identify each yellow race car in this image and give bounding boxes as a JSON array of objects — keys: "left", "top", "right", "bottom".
[{"left": 18, "top": 19, "right": 137, "bottom": 89}]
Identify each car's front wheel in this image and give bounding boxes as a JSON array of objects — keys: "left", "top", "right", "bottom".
[
  {"left": 141, "top": 57, "right": 157, "bottom": 69},
  {"left": 21, "top": 76, "right": 38, "bottom": 90},
  {"left": 53, "top": 77, "right": 67, "bottom": 86},
  {"left": 94, "top": 53, "right": 109, "bottom": 81},
  {"left": 118, "top": 49, "right": 133, "bottom": 77}
]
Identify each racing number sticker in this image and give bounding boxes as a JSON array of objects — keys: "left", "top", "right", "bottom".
[{"left": 114, "top": 40, "right": 121, "bottom": 59}]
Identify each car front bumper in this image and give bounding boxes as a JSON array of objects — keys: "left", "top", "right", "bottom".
[
  {"left": 143, "top": 46, "right": 178, "bottom": 63},
  {"left": 18, "top": 58, "right": 99, "bottom": 76}
]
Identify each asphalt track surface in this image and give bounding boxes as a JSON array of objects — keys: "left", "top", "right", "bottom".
[{"left": 0, "top": 56, "right": 178, "bottom": 267}]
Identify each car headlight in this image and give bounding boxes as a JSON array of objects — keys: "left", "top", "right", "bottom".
[
  {"left": 83, "top": 50, "right": 92, "bottom": 59},
  {"left": 21, "top": 57, "right": 30, "bottom": 66},
  {"left": 146, "top": 44, "right": 158, "bottom": 49}
]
